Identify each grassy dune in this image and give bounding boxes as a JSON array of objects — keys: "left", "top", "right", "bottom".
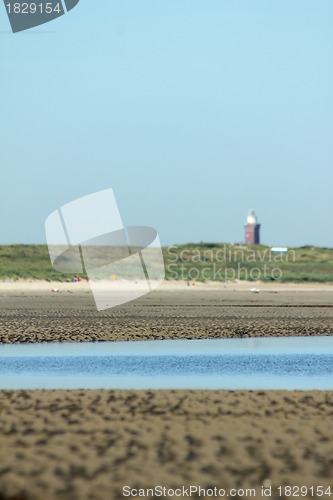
[
  {"left": 164, "top": 243, "right": 333, "bottom": 283},
  {"left": 0, "top": 243, "right": 333, "bottom": 283}
]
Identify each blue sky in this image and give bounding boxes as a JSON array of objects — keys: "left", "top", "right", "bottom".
[{"left": 1, "top": 0, "right": 333, "bottom": 247}]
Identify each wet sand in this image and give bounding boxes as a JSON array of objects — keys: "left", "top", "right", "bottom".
[
  {"left": 0, "top": 283, "right": 333, "bottom": 499},
  {"left": 0, "top": 281, "right": 333, "bottom": 343},
  {"left": 1, "top": 390, "right": 333, "bottom": 500}
]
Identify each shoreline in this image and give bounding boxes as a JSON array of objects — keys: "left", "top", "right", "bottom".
[{"left": 1, "top": 278, "right": 333, "bottom": 293}]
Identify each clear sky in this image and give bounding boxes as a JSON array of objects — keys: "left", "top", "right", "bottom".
[{"left": 1, "top": 0, "right": 333, "bottom": 247}]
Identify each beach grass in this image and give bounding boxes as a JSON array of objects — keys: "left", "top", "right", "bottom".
[{"left": 0, "top": 243, "right": 333, "bottom": 283}]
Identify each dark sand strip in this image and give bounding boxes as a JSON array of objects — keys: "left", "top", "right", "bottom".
[{"left": 1, "top": 289, "right": 333, "bottom": 343}]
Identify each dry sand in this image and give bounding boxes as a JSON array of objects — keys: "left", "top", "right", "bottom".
[{"left": 0, "top": 281, "right": 333, "bottom": 499}]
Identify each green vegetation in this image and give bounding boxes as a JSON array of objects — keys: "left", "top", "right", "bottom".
[
  {"left": 163, "top": 244, "right": 333, "bottom": 283},
  {"left": 0, "top": 245, "right": 85, "bottom": 282},
  {"left": 1, "top": 243, "right": 333, "bottom": 283}
]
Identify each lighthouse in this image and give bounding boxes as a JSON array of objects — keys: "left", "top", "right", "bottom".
[{"left": 244, "top": 209, "right": 260, "bottom": 245}]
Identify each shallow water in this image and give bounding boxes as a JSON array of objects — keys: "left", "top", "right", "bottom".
[{"left": 1, "top": 337, "right": 333, "bottom": 390}]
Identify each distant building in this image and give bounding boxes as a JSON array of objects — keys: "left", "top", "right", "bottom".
[
  {"left": 244, "top": 209, "right": 260, "bottom": 244},
  {"left": 271, "top": 247, "right": 288, "bottom": 254}
]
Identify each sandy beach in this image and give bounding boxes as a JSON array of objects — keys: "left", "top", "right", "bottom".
[
  {"left": 0, "top": 280, "right": 333, "bottom": 344},
  {"left": 1, "top": 281, "right": 333, "bottom": 499}
]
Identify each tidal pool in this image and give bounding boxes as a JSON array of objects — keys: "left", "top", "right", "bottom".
[{"left": 1, "top": 337, "right": 333, "bottom": 390}]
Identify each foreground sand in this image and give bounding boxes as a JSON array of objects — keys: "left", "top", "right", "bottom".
[
  {"left": 1, "top": 390, "right": 333, "bottom": 500},
  {"left": 0, "top": 283, "right": 333, "bottom": 499}
]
